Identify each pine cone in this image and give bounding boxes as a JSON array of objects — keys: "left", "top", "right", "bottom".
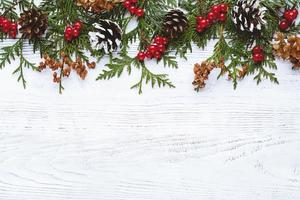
[
  {"left": 193, "top": 61, "right": 216, "bottom": 90},
  {"left": 232, "top": 0, "right": 266, "bottom": 32},
  {"left": 88, "top": 20, "right": 122, "bottom": 53},
  {"left": 163, "top": 9, "right": 188, "bottom": 39},
  {"left": 19, "top": 9, "right": 48, "bottom": 39},
  {"left": 273, "top": 33, "right": 300, "bottom": 69},
  {"left": 75, "top": 0, "right": 124, "bottom": 13}
]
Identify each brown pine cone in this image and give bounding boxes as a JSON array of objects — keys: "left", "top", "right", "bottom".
[
  {"left": 75, "top": 0, "right": 124, "bottom": 13},
  {"left": 163, "top": 9, "right": 189, "bottom": 39},
  {"left": 192, "top": 61, "right": 215, "bottom": 90},
  {"left": 273, "top": 33, "right": 300, "bottom": 69},
  {"left": 19, "top": 9, "right": 48, "bottom": 39}
]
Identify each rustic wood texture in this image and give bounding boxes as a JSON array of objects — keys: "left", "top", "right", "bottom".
[
  {"left": 0, "top": 39, "right": 300, "bottom": 200},
  {"left": 0, "top": 1, "right": 300, "bottom": 197}
]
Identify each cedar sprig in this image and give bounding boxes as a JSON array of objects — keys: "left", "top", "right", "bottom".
[
  {"left": 0, "top": 0, "right": 40, "bottom": 88},
  {"left": 97, "top": 52, "right": 176, "bottom": 94},
  {"left": 188, "top": 0, "right": 297, "bottom": 90},
  {"left": 96, "top": 0, "right": 179, "bottom": 93},
  {"left": 0, "top": 38, "right": 38, "bottom": 88},
  {"left": 38, "top": 0, "right": 100, "bottom": 93}
]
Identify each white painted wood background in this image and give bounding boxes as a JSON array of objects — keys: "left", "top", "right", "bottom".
[{"left": 1, "top": 2, "right": 300, "bottom": 199}]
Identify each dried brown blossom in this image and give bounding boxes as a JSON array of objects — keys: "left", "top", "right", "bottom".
[
  {"left": 39, "top": 52, "right": 96, "bottom": 85},
  {"left": 75, "top": 0, "right": 124, "bottom": 13},
  {"left": 193, "top": 61, "right": 218, "bottom": 90},
  {"left": 273, "top": 33, "right": 300, "bottom": 69}
]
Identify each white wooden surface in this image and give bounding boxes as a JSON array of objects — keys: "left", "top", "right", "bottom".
[
  {"left": 1, "top": 39, "right": 300, "bottom": 200},
  {"left": 1, "top": 2, "right": 300, "bottom": 197}
]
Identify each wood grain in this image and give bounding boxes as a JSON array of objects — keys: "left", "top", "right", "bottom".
[
  {"left": 0, "top": 39, "right": 300, "bottom": 200},
  {"left": 0, "top": 2, "right": 300, "bottom": 197}
]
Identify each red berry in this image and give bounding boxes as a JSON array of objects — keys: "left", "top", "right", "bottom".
[
  {"left": 65, "top": 33, "right": 73, "bottom": 42},
  {"left": 219, "top": 13, "right": 227, "bottom": 22},
  {"left": 199, "top": 19, "right": 209, "bottom": 29},
  {"left": 207, "top": 11, "right": 217, "bottom": 21},
  {"left": 196, "top": 25, "right": 204, "bottom": 33},
  {"left": 72, "top": 29, "right": 80, "bottom": 38},
  {"left": 154, "top": 51, "right": 161, "bottom": 59},
  {"left": 2, "top": 19, "right": 11, "bottom": 33},
  {"left": 9, "top": 31, "right": 17, "bottom": 39},
  {"left": 129, "top": 6, "right": 137, "bottom": 14},
  {"left": 135, "top": 8, "right": 144, "bottom": 17},
  {"left": 211, "top": 5, "right": 221, "bottom": 14},
  {"left": 0, "top": 16, "right": 5, "bottom": 26},
  {"left": 279, "top": 20, "right": 290, "bottom": 31},
  {"left": 291, "top": 9, "right": 299, "bottom": 18},
  {"left": 253, "top": 53, "right": 264, "bottom": 63},
  {"left": 161, "top": 37, "right": 168, "bottom": 45},
  {"left": 10, "top": 22, "right": 18, "bottom": 31},
  {"left": 148, "top": 44, "right": 158, "bottom": 55},
  {"left": 65, "top": 26, "right": 73, "bottom": 35},
  {"left": 284, "top": 10, "right": 297, "bottom": 22},
  {"left": 137, "top": 51, "right": 146, "bottom": 61},
  {"left": 154, "top": 36, "right": 163, "bottom": 45},
  {"left": 145, "top": 50, "right": 152, "bottom": 59},
  {"left": 252, "top": 46, "right": 263, "bottom": 54},
  {"left": 130, "top": 0, "right": 137, "bottom": 3},
  {"left": 123, "top": 0, "right": 131, "bottom": 9},
  {"left": 196, "top": 16, "right": 204, "bottom": 23},
  {"left": 2, "top": 19, "right": 10, "bottom": 26},
  {"left": 157, "top": 44, "right": 166, "bottom": 53},
  {"left": 74, "top": 21, "right": 82, "bottom": 30},
  {"left": 220, "top": 3, "right": 228, "bottom": 13}
]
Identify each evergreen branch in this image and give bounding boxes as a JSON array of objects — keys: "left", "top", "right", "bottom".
[
  {"left": 97, "top": 53, "right": 176, "bottom": 94},
  {"left": 131, "top": 61, "right": 175, "bottom": 94},
  {"left": 0, "top": 39, "right": 38, "bottom": 88}
]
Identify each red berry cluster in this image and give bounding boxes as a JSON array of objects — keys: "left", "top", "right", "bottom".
[
  {"left": 136, "top": 36, "right": 168, "bottom": 61},
  {"left": 252, "top": 46, "right": 265, "bottom": 63},
  {"left": 279, "top": 9, "right": 299, "bottom": 31},
  {"left": 123, "top": 0, "right": 144, "bottom": 17},
  {"left": 196, "top": 3, "right": 228, "bottom": 33},
  {"left": 0, "top": 16, "right": 18, "bottom": 39},
  {"left": 64, "top": 21, "right": 83, "bottom": 42}
]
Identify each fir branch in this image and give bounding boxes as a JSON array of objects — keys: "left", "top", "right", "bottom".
[
  {"left": 131, "top": 61, "right": 175, "bottom": 94},
  {"left": 0, "top": 39, "right": 38, "bottom": 88},
  {"left": 97, "top": 53, "right": 176, "bottom": 94}
]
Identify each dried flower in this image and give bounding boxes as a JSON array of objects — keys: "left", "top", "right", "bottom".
[
  {"left": 273, "top": 33, "right": 300, "bottom": 69},
  {"left": 39, "top": 52, "right": 96, "bottom": 85},
  {"left": 193, "top": 61, "right": 216, "bottom": 90}
]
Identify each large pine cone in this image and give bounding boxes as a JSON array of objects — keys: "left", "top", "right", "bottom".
[
  {"left": 88, "top": 20, "right": 122, "bottom": 53},
  {"left": 163, "top": 9, "right": 188, "bottom": 39},
  {"left": 19, "top": 9, "right": 48, "bottom": 39},
  {"left": 75, "top": 0, "right": 124, "bottom": 13},
  {"left": 232, "top": 0, "right": 266, "bottom": 32}
]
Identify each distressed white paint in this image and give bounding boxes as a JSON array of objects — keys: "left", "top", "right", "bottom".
[
  {"left": 1, "top": 2, "right": 300, "bottom": 199},
  {"left": 0, "top": 39, "right": 300, "bottom": 200}
]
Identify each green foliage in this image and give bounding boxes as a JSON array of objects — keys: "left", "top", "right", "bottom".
[
  {"left": 179, "top": 0, "right": 298, "bottom": 90},
  {"left": 97, "top": 52, "right": 177, "bottom": 94},
  {"left": 0, "top": 39, "right": 38, "bottom": 88},
  {"left": 0, "top": 0, "right": 299, "bottom": 93},
  {"left": 95, "top": 0, "right": 179, "bottom": 93}
]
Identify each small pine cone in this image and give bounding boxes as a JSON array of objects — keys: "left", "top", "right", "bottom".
[
  {"left": 87, "top": 62, "right": 96, "bottom": 69},
  {"left": 272, "top": 33, "right": 300, "bottom": 69},
  {"left": 89, "top": 20, "right": 122, "bottom": 53},
  {"left": 80, "top": 70, "right": 88, "bottom": 80},
  {"left": 75, "top": 0, "right": 124, "bottom": 13},
  {"left": 163, "top": 9, "right": 188, "bottom": 39},
  {"left": 19, "top": 9, "right": 48, "bottom": 39},
  {"left": 192, "top": 61, "right": 216, "bottom": 90},
  {"left": 232, "top": 0, "right": 266, "bottom": 32}
]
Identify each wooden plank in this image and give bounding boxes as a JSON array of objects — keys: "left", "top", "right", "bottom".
[{"left": 0, "top": 39, "right": 300, "bottom": 199}]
